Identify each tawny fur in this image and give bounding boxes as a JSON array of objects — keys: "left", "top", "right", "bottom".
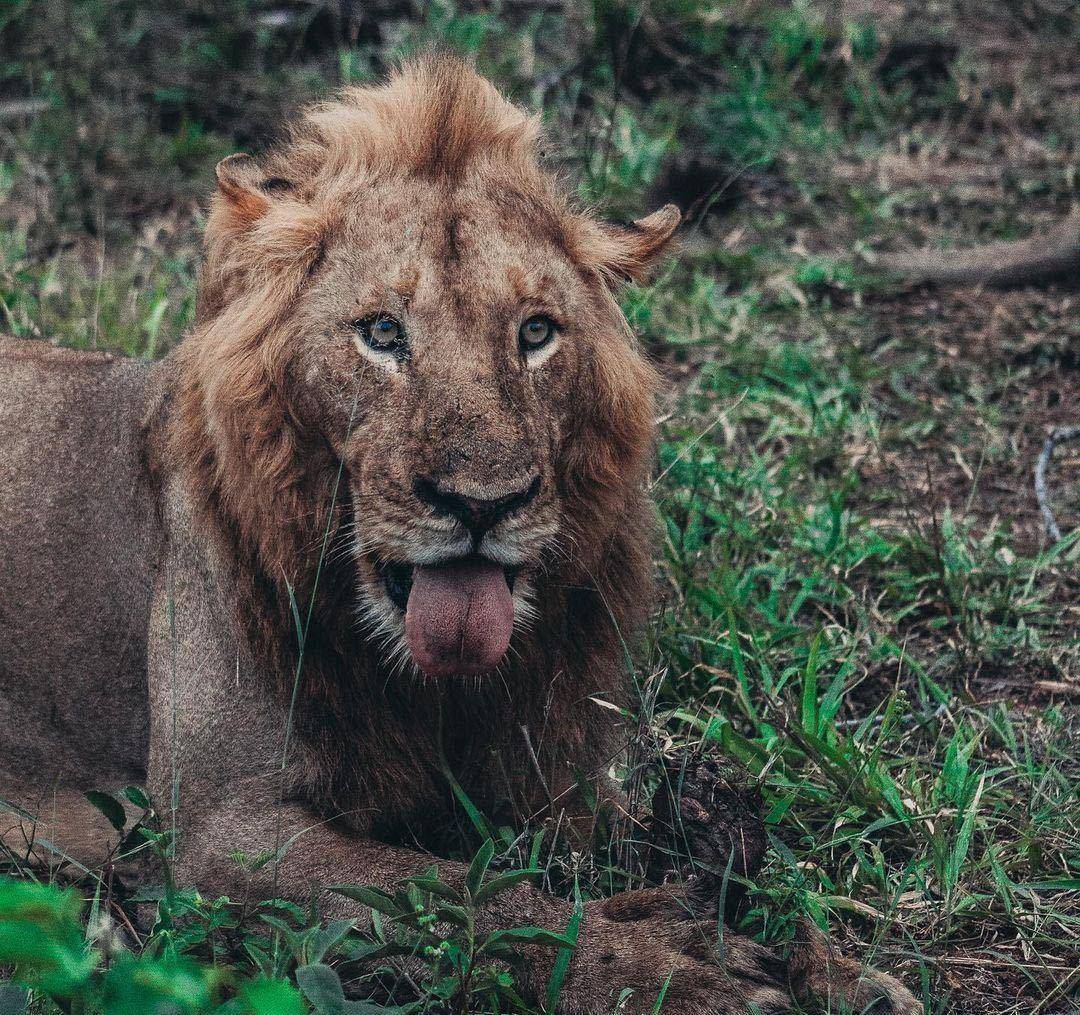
[{"left": 0, "top": 57, "right": 917, "bottom": 1014}]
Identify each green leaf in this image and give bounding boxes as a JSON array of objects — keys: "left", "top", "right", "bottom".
[
  {"left": 101, "top": 955, "right": 212, "bottom": 1015},
  {"left": 546, "top": 895, "right": 583, "bottom": 1014},
  {"left": 394, "top": 886, "right": 420, "bottom": 920},
  {"left": 528, "top": 828, "right": 547, "bottom": 871},
  {"left": 465, "top": 839, "right": 495, "bottom": 899},
  {"left": 241, "top": 941, "right": 276, "bottom": 980},
  {"left": 800, "top": 634, "right": 821, "bottom": 734},
  {"left": 85, "top": 790, "right": 127, "bottom": 832},
  {"left": 818, "top": 667, "right": 847, "bottom": 734},
  {"left": 295, "top": 964, "right": 403, "bottom": 1013},
  {"left": 295, "top": 963, "right": 407, "bottom": 1014},
  {"left": 122, "top": 786, "right": 151, "bottom": 810},
  {"left": 480, "top": 925, "right": 572, "bottom": 955},
  {"left": 348, "top": 939, "right": 418, "bottom": 963},
  {"left": 945, "top": 772, "right": 985, "bottom": 899},
  {"left": 402, "top": 877, "right": 462, "bottom": 903},
  {"left": 940, "top": 727, "right": 972, "bottom": 807},
  {"left": 434, "top": 903, "right": 470, "bottom": 927},
  {"left": 473, "top": 869, "right": 543, "bottom": 905},
  {"left": 329, "top": 885, "right": 402, "bottom": 917},
  {"left": 652, "top": 966, "right": 676, "bottom": 1013},
  {"left": 259, "top": 915, "right": 306, "bottom": 961},
  {"left": 0, "top": 879, "right": 97, "bottom": 996},
  {"left": 234, "top": 977, "right": 307, "bottom": 1015},
  {"left": 439, "top": 755, "right": 496, "bottom": 841},
  {"left": 307, "top": 918, "right": 355, "bottom": 965},
  {"left": 296, "top": 963, "right": 346, "bottom": 1014}
]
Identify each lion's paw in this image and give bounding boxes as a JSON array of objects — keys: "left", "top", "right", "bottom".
[
  {"left": 550, "top": 891, "right": 790, "bottom": 1015},
  {"left": 788, "top": 918, "right": 922, "bottom": 1015}
]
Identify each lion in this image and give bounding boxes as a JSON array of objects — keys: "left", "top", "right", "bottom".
[{"left": 0, "top": 57, "right": 919, "bottom": 1014}]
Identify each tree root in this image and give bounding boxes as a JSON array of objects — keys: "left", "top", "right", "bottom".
[{"left": 646, "top": 751, "right": 766, "bottom": 913}]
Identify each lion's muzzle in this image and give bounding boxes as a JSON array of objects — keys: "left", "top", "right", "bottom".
[{"left": 412, "top": 472, "right": 541, "bottom": 541}]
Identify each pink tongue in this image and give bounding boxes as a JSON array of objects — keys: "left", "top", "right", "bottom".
[{"left": 405, "top": 557, "right": 514, "bottom": 677}]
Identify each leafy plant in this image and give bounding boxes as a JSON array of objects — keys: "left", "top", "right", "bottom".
[
  {"left": 0, "top": 878, "right": 305, "bottom": 1014},
  {"left": 329, "top": 841, "right": 573, "bottom": 1014}
]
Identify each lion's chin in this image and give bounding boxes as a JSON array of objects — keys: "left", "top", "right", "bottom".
[{"left": 379, "top": 556, "right": 516, "bottom": 678}]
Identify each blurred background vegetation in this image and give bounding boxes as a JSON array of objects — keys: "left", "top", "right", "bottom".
[{"left": 1, "top": 2, "right": 1078, "bottom": 1013}]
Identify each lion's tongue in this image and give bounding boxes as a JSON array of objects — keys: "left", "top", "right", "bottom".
[{"left": 405, "top": 558, "right": 514, "bottom": 678}]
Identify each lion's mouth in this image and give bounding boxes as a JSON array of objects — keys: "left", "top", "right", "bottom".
[
  {"left": 378, "top": 556, "right": 519, "bottom": 677},
  {"left": 378, "top": 559, "right": 519, "bottom": 611}
]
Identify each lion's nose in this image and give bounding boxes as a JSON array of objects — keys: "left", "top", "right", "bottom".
[{"left": 413, "top": 474, "right": 541, "bottom": 538}]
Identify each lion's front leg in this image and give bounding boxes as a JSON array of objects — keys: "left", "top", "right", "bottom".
[{"left": 171, "top": 799, "right": 802, "bottom": 1015}]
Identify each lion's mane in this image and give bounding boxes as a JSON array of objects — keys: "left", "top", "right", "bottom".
[{"left": 163, "top": 56, "right": 670, "bottom": 829}]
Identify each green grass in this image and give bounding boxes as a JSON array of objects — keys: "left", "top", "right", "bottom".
[
  {"left": 2, "top": 1, "right": 1078, "bottom": 1012},
  {"left": 648, "top": 296, "right": 1079, "bottom": 1005}
]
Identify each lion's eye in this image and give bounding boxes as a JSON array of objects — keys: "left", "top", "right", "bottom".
[
  {"left": 353, "top": 315, "right": 407, "bottom": 357},
  {"left": 519, "top": 315, "right": 556, "bottom": 353}
]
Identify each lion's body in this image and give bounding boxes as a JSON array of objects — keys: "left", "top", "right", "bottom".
[
  {"left": 0, "top": 58, "right": 919, "bottom": 1015},
  {"left": 0, "top": 344, "right": 156, "bottom": 796},
  {"left": 0, "top": 336, "right": 634, "bottom": 857}
]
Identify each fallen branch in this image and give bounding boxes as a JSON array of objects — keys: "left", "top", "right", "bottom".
[
  {"left": 879, "top": 209, "right": 1080, "bottom": 287},
  {"left": 1034, "top": 425, "right": 1080, "bottom": 541}
]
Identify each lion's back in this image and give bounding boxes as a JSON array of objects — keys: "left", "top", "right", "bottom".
[{"left": 0, "top": 337, "right": 160, "bottom": 790}]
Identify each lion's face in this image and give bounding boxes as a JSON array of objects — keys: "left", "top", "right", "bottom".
[
  {"left": 190, "top": 59, "right": 678, "bottom": 679},
  {"left": 293, "top": 177, "right": 640, "bottom": 676}
]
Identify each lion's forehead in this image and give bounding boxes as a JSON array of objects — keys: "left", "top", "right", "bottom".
[
  {"left": 318, "top": 184, "right": 588, "bottom": 326},
  {"left": 333, "top": 169, "right": 570, "bottom": 240}
]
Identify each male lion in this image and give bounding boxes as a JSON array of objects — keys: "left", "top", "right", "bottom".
[{"left": 0, "top": 58, "right": 918, "bottom": 1014}]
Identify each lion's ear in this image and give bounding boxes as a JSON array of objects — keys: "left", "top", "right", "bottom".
[
  {"left": 214, "top": 153, "right": 295, "bottom": 227},
  {"left": 587, "top": 204, "right": 681, "bottom": 284}
]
